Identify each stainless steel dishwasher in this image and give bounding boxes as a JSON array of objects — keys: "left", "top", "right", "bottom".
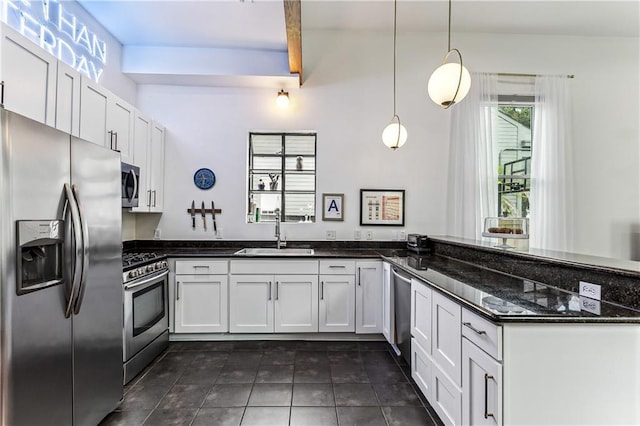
[{"left": 391, "top": 266, "right": 413, "bottom": 366}]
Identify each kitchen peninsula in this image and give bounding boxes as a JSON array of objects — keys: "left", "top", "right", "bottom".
[{"left": 124, "top": 236, "right": 640, "bottom": 426}]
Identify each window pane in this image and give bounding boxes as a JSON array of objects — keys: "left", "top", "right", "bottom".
[
  {"left": 495, "top": 105, "right": 533, "bottom": 218},
  {"left": 249, "top": 132, "right": 316, "bottom": 223}
]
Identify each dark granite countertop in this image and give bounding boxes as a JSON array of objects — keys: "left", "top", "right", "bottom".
[{"left": 384, "top": 254, "right": 640, "bottom": 324}]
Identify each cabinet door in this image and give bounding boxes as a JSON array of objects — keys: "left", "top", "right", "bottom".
[
  {"left": 462, "top": 339, "right": 502, "bottom": 426},
  {"left": 148, "top": 121, "right": 165, "bottom": 212},
  {"left": 274, "top": 274, "right": 318, "bottom": 333},
  {"left": 432, "top": 291, "right": 462, "bottom": 387},
  {"left": 355, "top": 261, "right": 382, "bottom": 334},
  {"left": 229, "top": 275, "right": 273, "bottom": 333},
  {"left": 382, "top": 262, "right": 394, "bottom": 343},
  {"left": 131, "top": 111, "right": 151, "bottom": 211},
  {"left": 411, "top": 279, "right": 432, "bottom": 353},
  {"left": 412, "top": 337, "right": 433, "bottom": 402},
  {"left": 1, "top": 25, "right": 57, "bottom": 126},
  {"left": 319, "top": 274, "right": 355, "bottom": 332},
  {"left": 432, "top": 363, "right": 462, "bottom": 426},
  {"left": 175, "top": 274, "right": 228, "bottom": 333},
  {"left": 55, "top": 61, "right": 80, "bottom": 136},
  {"left": 79, "top": 77, "right": 109, "bottom": 147},
  {"left": 109, "top": 96, "right": 135, "bottom": 163}
]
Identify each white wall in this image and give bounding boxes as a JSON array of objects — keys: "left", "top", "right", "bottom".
[{"left": 137, "top": 30, "right": 639, "bottom": 260}]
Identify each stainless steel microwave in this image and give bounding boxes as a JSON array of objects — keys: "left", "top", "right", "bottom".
[{"left": 121, "top": 162, "right": 140, "bottom": 208}]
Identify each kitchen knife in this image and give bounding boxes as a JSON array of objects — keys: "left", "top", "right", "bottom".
[
  {"left": 212, "top": 201, "right": 217, "bottom": 232},
  {"left": 190, "top": 200, "right": 196, "bottom": 229},
  {"left": 201, "top": 201, "right": 207, "bottom": 230}
]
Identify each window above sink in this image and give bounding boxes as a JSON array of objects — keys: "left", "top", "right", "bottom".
[{"left": 247, "top": 132, "right": 317, "bottom": 224}]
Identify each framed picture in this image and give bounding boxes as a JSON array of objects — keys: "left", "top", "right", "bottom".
[
  {"left": 322, "top": 193, "right": 344, "bottom": 221},
  {"left": 360, "top": 189, "right": 405, "bottom": 226}
]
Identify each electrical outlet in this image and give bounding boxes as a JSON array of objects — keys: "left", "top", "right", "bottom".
[
  {"left": 391, "top": 231, "right": 398, "bottom": 241},
  {"left": 215, "top": 228, "right": 224, "bottom": 239},
  {"left": 366, "top": 231, "right": 373, "bottom": 240},
  {"left": 154, "top": 229, "right": 161, "bottom": 239},
  {"left": 354, "top": 230, "right": 361, "bottom": 240},
  {"left": 399, "top": 231, "right": 406, "bottom": 240},
  {"left": 580, "top": 296, "right": 601, "bottom": 315},
  {"left": 326, "top": 230, "right": 336, "bottom": 240},
  {"left": 579, "top": 281, "right": 601, "bottom": 300}
]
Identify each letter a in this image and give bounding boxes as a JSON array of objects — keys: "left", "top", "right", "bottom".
[{"left": 328, "top": 200, "right": 339, "bottom": 212}]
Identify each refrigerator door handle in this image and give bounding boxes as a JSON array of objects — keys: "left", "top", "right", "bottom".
[
  {"left": 63, "top": 183, "right": 83, "bottom": 319},
  {"left": 72, "top": 184, "right": 90, "bottom": 315}
]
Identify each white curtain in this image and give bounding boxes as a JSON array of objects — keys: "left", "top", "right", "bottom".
[
  {"left": 446, "top": 73, "right": 498, "bottom": 240},
  {"left": 530, "top": 75, "right": 573, "bottom": 251}
]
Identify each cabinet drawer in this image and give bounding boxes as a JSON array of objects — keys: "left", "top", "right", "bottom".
[
  {"left": 175, "top": 260, "right": 228, "bottom": 275},
  {"left": 319, "top": 260, "right": 356, "bottom": 275},
  {"left": 230, "top": 260, "right": 318, "bottom": 275},
  {"left": 462, "top": 308, "right": 502, "bottom": 361}
]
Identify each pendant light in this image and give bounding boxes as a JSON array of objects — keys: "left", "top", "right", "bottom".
[
  {"left": 382, "top": 0, "right": 407, "bottom": 150},
  {"left": 427, "top": 0, "right": 471, "bottom": 108},
  {"left": 276, "top": 89, "right": 290, "bottom": 108}
]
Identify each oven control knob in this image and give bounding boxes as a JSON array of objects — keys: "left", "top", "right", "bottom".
[
  {"left": 156, "top": 261, "right": 165, "bottom": 269},
  {"left": 128, "top": 270, "right": 137, "bottom": 279}
]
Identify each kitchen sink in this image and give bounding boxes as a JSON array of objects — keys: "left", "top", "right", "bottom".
[{"left": 234, "top": 248, "right": 315, "bottom": 256}]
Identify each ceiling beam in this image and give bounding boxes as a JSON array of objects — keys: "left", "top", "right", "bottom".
[{"left": 284, "top": 0, "right": 302, "bottom": 86}]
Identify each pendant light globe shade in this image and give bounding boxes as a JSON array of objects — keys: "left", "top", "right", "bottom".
[
  {"left": 428, "top": 61, "right": 471, "bottom": 108},
  {"left": 382, "top": 120, "right": 408, "bottom": 150}
]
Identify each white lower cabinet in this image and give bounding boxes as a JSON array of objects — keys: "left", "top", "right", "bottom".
[
  {"left": 432, "top": 291, "right": 462, "bottom": 386},
  {"left": 175, "top": 274, "right": 228, "bottom": 333},
  {"left": 319, "top": 274, "right": 355, "bottom": 332},
  {"left": 462, "top": 338, "right": 502, "bottom": 426},
  {"left": 229, "top": 260, "right": 319, "bottom": 333},
  {"left": 355, "top": 260, "right": 382, "bottom": 334},
  {"left": 381, "top": 262, "right": 394, "bottom": 344},
  {"left": 229, "top": 274, "right": 318, "bottom": 333},
  {"left": 229, "top": 275, "right": 274, "bottom": 333},
  {"left": 174, "top": 260, "right": 229, "bottom": 333}
]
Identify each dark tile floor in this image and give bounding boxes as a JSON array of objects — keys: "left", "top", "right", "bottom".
[{"left": 100, "top": 340, "right": 443, "bottom": 426}]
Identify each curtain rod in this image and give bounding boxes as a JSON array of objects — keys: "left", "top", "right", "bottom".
[{"left": 498, "top": 72, "right": 575, "bottom": 79}]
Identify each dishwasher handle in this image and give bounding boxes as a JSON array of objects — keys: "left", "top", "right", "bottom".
[{"left": 391, "top": 268, "right": 412, "bottom": 284}]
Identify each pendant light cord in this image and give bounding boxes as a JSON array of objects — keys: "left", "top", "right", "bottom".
[
  {"left": 447, "top": 0, "right": 451, "bottom": 52},
  {"left": 392, "top": 0, "right": 398, "bottom": 116}
]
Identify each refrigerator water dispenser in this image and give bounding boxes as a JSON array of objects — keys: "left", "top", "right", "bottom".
[{"left": 16, "top": 220, "right": 64, "bottom": 294}]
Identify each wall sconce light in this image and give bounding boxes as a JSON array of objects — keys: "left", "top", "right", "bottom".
[
  {"left": 382, "top": 0, "right": 407, "bottom": 150},
  {"left": 276, "top": 89, "right": 290, "bottom": 108},
  {"left": 427, "top": 0, "right": 471, "bottom": 108}
]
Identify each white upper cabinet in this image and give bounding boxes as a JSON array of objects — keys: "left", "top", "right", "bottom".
[
  {"left": 131, "top": 113, "right": 165, "bottom": 213},
  {"left": 55, "top": 61, "right": 80, "bottom": 137},
  {"left": 79, "top": 76, "right": 135, "bottom": 163},
  {"left": 0, "top": 24, "right": 57, "bottom": 126},
  {"left": 79, "top": 77, "right": 109, "bottom": 146}
]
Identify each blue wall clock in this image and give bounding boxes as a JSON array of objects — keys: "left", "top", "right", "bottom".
[{"left": 194, "top": 168, "right": 216, "bottom": 190}]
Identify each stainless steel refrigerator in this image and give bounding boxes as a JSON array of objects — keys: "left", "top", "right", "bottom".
[{"left": 0, "top": 109, "right": 123, "bottom": 425}]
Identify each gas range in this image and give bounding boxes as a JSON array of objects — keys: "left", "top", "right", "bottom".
[{"left": 122, "top": 252, "right": 168, "bottom": 284}]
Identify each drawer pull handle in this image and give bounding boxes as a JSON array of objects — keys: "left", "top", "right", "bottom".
[
  {"left": 463, "top": 322, "right": 487, "bottom": 335},
  {"left": 484, "top": 373, "right": 495, "bottom": 419},
  {"left": 329, "top": 265, "right": 346, "bottom": 268}
]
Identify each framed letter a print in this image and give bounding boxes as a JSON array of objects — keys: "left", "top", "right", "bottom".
[{"left": 322, "top": 193, "right": 344, "bottom": 221}]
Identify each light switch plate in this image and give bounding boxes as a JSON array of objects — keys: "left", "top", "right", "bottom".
[
  {"left": 579, "top": 281, "right": 601, "bottom": 300},
  {"left": 399, "top": 231, "right": 406, "bottom": 240},
  {"left": 366, "top": 231, "right": 373, "bottom": 240},
  {"left": 354, "top": 230, "right": 361, "bottom": 240}
]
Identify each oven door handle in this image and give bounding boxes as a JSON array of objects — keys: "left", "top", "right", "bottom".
[{"left": 124, "top": 270, "right": 169, "bottom": 291}]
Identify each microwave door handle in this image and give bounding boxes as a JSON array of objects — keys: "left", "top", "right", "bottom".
[
  {"left": 63, "top": 184, "right": 82, "bottom": 319},
  {"left": 72, "top": 184, "right": 90, "bottom": 315},
  {"left": 127, "top": 169, "right": 138, "bottom": 203}
]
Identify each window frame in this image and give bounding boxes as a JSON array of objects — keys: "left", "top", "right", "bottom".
[{"left": 248, "top": 131, "right": 317, "bottom": 223}]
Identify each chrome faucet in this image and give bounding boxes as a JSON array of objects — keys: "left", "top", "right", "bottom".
[{"left": 274, "top": 208, "right": 286, "bottom": 249}]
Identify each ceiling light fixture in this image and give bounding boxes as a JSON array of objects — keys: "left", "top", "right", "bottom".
[
  {"left": 382, "top": 0, "right": 407, "bottom": 151},
  {"left": 276, "top": 89, "right": 290, "bottom": 108},
  {"left": 427, "top": 0, "right": 471, "bottom": 108}
]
